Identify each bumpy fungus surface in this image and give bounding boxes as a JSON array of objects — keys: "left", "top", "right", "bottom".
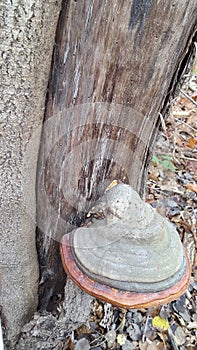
[{"left": 60, "top": 184, "right": 190, "bottom": 308}]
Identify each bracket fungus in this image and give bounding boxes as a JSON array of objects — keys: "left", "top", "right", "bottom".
[{"left": 60, "top": 184, "right": 190, "bottom": 308}]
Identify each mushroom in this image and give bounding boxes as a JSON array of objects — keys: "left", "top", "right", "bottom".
[{"left": 60, "top": 184, "right": 190, "bottom": 308}]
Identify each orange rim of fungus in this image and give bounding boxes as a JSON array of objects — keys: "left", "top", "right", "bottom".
[{"left": 60, "top": 234, "right": 191, "bottom": 309}]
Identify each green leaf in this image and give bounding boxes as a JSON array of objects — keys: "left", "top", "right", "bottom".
[
  {"left": 161, "top": 154, "right": 172, "bottom": 160},
  {"left": 151, "top": 154, "right": 175, "bottom": 172},
  {"left": 152, "top": 155, "right": 159, "bottom": 164},
  {"left": 167, "top": 162, "right": 175, "bottom": 171}
]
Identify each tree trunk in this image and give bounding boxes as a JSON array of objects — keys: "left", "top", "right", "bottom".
[
  {"left": 0, "top": 1, "right": 61, "bottom": 348},
  {"left": 36, "top": 0, "right": 197, "bottom": 310}
]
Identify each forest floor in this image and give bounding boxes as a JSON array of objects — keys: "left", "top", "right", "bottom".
[{"left": 16, "top": 76, "right": 197, "bottom": 349}]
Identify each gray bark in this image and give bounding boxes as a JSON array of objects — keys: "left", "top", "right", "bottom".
[
  {"left": 63, "top": 279, "right": 93, "bottom": 330},
  {"left": 0, "top": 1, "right": 61, "bottom": 347}
]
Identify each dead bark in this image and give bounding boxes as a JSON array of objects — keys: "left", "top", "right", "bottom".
[
  {"left": 36, "top": 0, "right": 196, "bottom": 311},
  {"left": 0, "top": 1, "right": 61, "bottom": 348}
]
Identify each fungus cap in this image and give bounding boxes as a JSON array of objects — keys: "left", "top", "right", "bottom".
[{"left": 60, "top": 184, "right": 190, "bottom": 308}]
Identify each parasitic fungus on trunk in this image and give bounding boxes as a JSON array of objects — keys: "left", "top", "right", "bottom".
[{"left": 60, "top": 183, "right": 190, "bottom": 308}]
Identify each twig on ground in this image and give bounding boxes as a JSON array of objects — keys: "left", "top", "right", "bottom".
[
  {"left": 142, "top": 315, "right": 151, "bottom": 343},
  {"left": 174, "top": 117, "right": 197, "bottom": 133},
  {"left": 89, "top": 334, "right": 105, "bottom": 345},
  {"left": 180, "top": 89, "right": 197, "bottom": 107},
  {"left": 90, "top": 338, "right": 106, "bottom": 349},
  {"left": 154, "top": 152, "right": 197, "bottom": 162},
  {"left": 159, "top": 113, "right": 167, "bottom": 135},
  {"left": 178, "top": 155, "right": 197, "bottom": 162},
  {"left": 167, "top": 327, "right": 179, "bottom": 350}
]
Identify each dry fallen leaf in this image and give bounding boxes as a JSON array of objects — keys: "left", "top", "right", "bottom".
[
  {"left": 187, "top": 137, "right": 197, "bottom": 149},
  {"left": 147, "top": 342, "right": 163, "bottom": 350},
  {"left": 185, "top": 183, "right": 197, "bottom": 193},
  {"left": 173, "top": 111, "right": 190, "bottom": 117}
]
